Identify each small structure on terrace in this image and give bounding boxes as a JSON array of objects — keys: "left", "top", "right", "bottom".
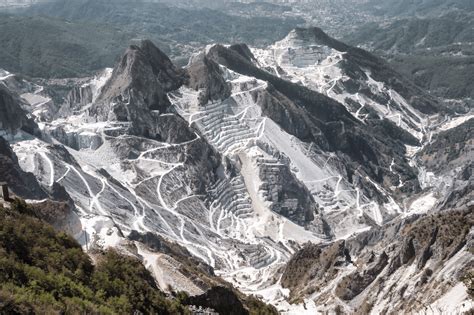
[{"left": 0, "top": 182, "right": 10, "bottom": 202}]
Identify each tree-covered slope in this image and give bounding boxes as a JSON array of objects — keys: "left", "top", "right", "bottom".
[
  {"left": 0, "top": 199, "right": 190, "bottom": 314},
  {"left": 0, "top": 13, "right": 135, "bottom": 78}
]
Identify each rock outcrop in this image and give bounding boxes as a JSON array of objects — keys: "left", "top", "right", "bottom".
[
  {"left": 184, "top": 286, "right": 249, "bottom": 315},
  {"left": 91, "top": 40, "right": 188, "bottom": 140},
  {"left": 0, "top": 136, "right": 47, "bottom": 200},
  {"left": 0, "top": 83, "right": 38, "bottom": 136},
  {"left": 282, "top": 209, "right": 473, "bottom": 313},
  {"left": 281, "top": 241, "right": 351, "bottom": 301},
  {"left": 292, "top": 27, "right": 444, "bottom": 115},
  {"left": 186, "top": 52, "right": 231, "bottom": 106}
]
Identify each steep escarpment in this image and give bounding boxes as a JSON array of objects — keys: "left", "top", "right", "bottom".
[
  {"left": 282, "top": 209, "right": 474, "bottom": 313},
  {"left": 91, "top": 40, "right": 189, "bottom": 140},
  {"left": 0, "top": 83, "right": 38, "bottom": 136},
  {"left": 415, "top": 118, "right": 474, "bottom": 211},
  {"left": 185, "top": 286, "right": 279, "bottom": 315},
  {"left": 281, "top": 241, "right": 351, "bottom": 301},
  {"left": 0, "top": 136, "right": 47, "bottom": 200},
  {"left": 420, "top": 118, "right": 473, "bottom": 173},
  {"left": 207, "top": 42, "right": 420, "bottom": 201},
  {"left": 208, "top": 43, "right": 357, "bottom": 126},
  {"left": 185, "top": 52, "right": 231, "bottom": 106}
]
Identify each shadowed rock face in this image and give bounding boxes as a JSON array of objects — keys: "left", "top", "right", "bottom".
[
  {"left": 0, "top": 83, "right": 38, "bottom": 135},
  {"left": 420, "top": 118, "right": 473, "bottom": 173},
  {"left": 0, "top": 136, "right": 47, "bottom": 200},
  {"left": 91, "top": 40, "right": 189, "bottom": 140},
  {"left": 257, "top": 156, "right": 318, "bottom": 225},
  {"left": 137, "top": 40, "right": 185, "bottom": 92},
  {"left": 335, "top": 251, "right": 389, "bottom": 300},
  {"left": 254, "top": 85, "right": 316, "bottom": 143},
  {"left": 281, "top": 240, "right": 350, "bottom": 300},
  {"left": 207, "top": 43, "right": 357, "bottom": 126},
  {"left": 229, "top": 43, "right": 258, "bottom": 63},
  {"left": 31, "top": 200, "right": 82, "bottom": 236},
  {"left": 186, "top": 53, "right": 231, "bottom": 106},
  {"left": 419, "top": 119, "right": 473, "bottom": 211},
  {"left": 61, "top": 84, "right": 93, "bottom": 115},
  {"left": 282, "top": 209, "right": 473, "bottom": 312}
]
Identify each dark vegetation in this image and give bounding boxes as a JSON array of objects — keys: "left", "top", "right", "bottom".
[
  {"left": 344, "top": 10, "right": 474, "bottom": 99},
  {"left": 360, "top": 0, "right": 474, "bottom": 17},
  {"left": 390, "top": 54, "right": 474, "bottom": 99},
  {"left": 0, "top": 199, "right": 190, "bottom": 314},
  {"left": 0, "top": 0, "right": 302, "bottom": 78},
  {"left": 25, "top": 0, "right": 302, "bottom": 47},
  {"left": 345, "top": 11, "right": 473, "bottom": 53},
  {"left": 420, "top": 118, "right": 473, "bottom": 172},
  {"left": 0, "top": 13, "right": 135, "bottom": 78}
]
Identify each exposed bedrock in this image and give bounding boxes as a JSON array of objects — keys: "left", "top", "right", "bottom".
[
  {"left": 184, "top": 286, "right": 249, "bottom": 315},
  {"left": 90, "top": 40, "right": 187, "bottom": 138},
  {"left": 207, "top": 43, "right": 421, "bottom": 200},
  {"left": 229, "top": 44, "right": 258, "bottom": 64},
  {"left": 419, "top": 119, "right": 473, "bottom": 210},
  {"left": 255, "top": 153, "right": 316, "bottom": 225},
  {"left": 128, "top": 230, "right": 215, "bottom": 278},
  {"left": 0, "top": 83, "right": 39, "bottom": 136},
  {"left": 0, "top": 136, "right": 47, "bottom": 200},
  {"left": 185, "top": 52, "right": 231, "bottom": 106},
  {"left": 31, "top": 200, "right": 82, "bottom": 237},
  {"left": 290, "top": 27, "right": 444, "bottom": 115},
  {"left": 49, "top": 125, "right": 103, "bottom": 150},
  {"left": 335, "top": 251, "right": 389, "bottom": 300},
  {"left": 282, "top": 208, "right": 473, "bottom": 311},
  {"left": 420, "top": 118, "right": 473, "bottom": 173},
  {"left": 183, "top": 137, "right": 222, "bottom": 194},
  {"left": 254, "top": 85, "right": 323, "bottom": 145},
  {"left": 55, "top": 84, "right": 93, "bottom": 118},
  {"left": 281, "top": 240, "right": 351, "bottom": 300}
]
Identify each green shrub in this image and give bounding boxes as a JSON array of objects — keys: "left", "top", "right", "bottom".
[{"left": 0, "top": 200, "right": 189, "bottom": 314}]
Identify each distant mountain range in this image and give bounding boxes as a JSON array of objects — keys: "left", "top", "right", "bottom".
[{"left": 344, "top": 10, "right": 474, "bottom": 100}]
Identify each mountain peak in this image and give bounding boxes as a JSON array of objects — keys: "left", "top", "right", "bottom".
[
  {"left": 90, "top": 40, "right": 194, "bottom": 141},
  {"left": 132, "top": 40, "right": 184, "bottom": 91},
  {"left": 119, "top": 40, "right": 184, "bottom": 92},
  {"left": 95, "top": 39, "right": 185, "bottom": 113}
]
